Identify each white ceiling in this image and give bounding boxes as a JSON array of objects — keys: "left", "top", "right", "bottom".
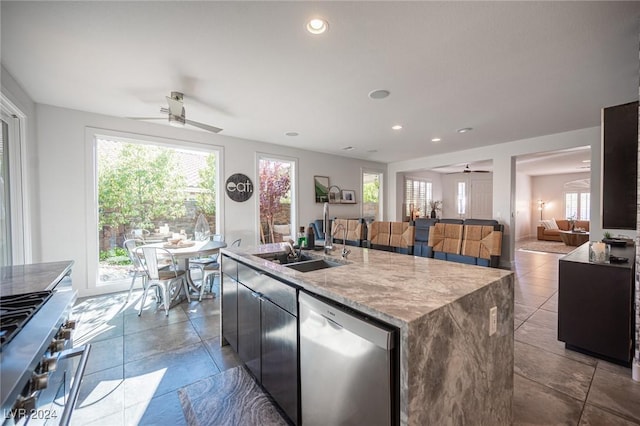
[{"left": 1, "top": 1, "right": 638, "bottom": 165}]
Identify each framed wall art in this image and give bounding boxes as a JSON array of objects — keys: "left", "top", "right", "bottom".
[
  {"left": 314, "top": 176, "right": 330, "bottom": 203},
  {"left": 341, "top": 189, "right": 356, "bottom": 204}
]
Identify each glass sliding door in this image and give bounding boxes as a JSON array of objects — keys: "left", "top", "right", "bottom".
[
  {"left": 258, "top": 156, "right": 296, "bottom": 244},
  {"left": 95, "top": 137, "right": 219, "bottom": 286}
]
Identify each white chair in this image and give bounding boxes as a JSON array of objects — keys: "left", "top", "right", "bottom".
[
  {"left": 123, "top": 238, "right": 147, "bottom": 302},
  {"left": 198, "top": 237, "right": 241, "bottom": 301},
  {"left": 136, "top": 246, "right": 190, "bottom": 316},
  {"left": 189, "top": 234, "right": 224, "bottom": 301}
]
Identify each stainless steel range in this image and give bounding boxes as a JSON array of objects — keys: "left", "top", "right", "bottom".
[{"left": 1, "top": 262, "right": 91, "bottom": 426}]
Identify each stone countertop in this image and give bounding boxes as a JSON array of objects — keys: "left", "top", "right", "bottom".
[
  {"left": 561, "top": 242, "right": 635, "bottom": 270},
  {"left": 222, "top": 244, "right": 513, "bottom": 328},
  {"left": 0, "top": 261, "right": 74, "bottom": 297}
]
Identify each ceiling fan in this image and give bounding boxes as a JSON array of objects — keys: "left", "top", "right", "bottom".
[
  {"left": 462, "top": 164, "right": 490, "bottom": 173},
  {"left": 132, "top": 91, "right": 223, "bottom": 133}
]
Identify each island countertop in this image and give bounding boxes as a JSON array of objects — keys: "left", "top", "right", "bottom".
[
  {"left": 0, "top": 261, "right": 74, "bottom": 297},
  {"left": 221, "top": 243, "right": 515, "bottom": 425},
  {"left": 221, "top": 244, "right": 513, "bottom": 328}
]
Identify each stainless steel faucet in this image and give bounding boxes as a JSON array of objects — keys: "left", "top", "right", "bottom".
[
  {"left": 337, "top": 223, "right": 351, "bottom": 259},
  {"left": 329, "top": 222, "right": 350, "bottom": 259},
  {"left": 323, "top": 202, "right": 333, "bottom": 253}
]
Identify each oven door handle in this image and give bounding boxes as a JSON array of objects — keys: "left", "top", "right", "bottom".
[{"left": 57, "top": 343, "right": 92, "bottom": 426}]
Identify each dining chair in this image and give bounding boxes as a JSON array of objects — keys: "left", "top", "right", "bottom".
[
  {"left": 135, "top": 246, "right": 190, "bottom": 316},
  {"left": 123, "top": 238, "right": 148, "bottom": 302},
  {"left": 189, "top": 234, "right": 224, "bottom": 300},
  {"left": 199, "top": 237, "right": 240, "bottom": 301}
]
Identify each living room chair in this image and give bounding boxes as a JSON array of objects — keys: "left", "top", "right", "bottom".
[{"left": 135, "top": 246, "right": 190, "bottom": 316}]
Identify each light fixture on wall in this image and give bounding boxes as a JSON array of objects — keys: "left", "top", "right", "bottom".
[{"left": 538, "top": 200, "right": 545, "bottom": 220}]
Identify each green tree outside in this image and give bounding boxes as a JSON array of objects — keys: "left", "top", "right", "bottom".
[{"left": 98, "top": 143, "right": 186, "bottom": 231}]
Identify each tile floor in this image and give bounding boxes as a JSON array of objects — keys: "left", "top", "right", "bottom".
[{"left": 69, "top": 246, "right": 640, "bottom": 425}]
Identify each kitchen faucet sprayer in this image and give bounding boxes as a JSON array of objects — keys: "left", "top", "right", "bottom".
[{"left": 332, "top": 223, "right": 351, "bottom": 259}]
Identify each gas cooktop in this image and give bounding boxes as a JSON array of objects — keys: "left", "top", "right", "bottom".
[{"left": 0, "top": 291, "right": 53, "bottom": 350}]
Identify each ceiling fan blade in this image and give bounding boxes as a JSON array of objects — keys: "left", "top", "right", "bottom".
[
  {"left": 185, "top": 119, "right": 223, "bottom": 134},
  {"left": 128, "top": 116, "right": 166, "bottom": 122}
]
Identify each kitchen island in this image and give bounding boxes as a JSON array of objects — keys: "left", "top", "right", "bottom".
[{"left": 221, "top": 244, "right": 514, "bottom": 425}]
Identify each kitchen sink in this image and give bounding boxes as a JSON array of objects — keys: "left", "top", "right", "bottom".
[
  {"left": 255, "top": 252, "right": 315, "bottom": 264},
  {"left": 284, "top": 258, "right": 343, "bottom": 272}
]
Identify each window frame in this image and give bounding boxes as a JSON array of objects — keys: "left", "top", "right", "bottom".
[
  {"left": 361, "top": 169, "right": 384, "bottom": 222},
  {"left": 85, "top": 127, "right": 224, "bottom": 293},
  {"left": 1, "top": 94, "right": 31, "bottom": 265},
  {"left": 404, "top": 177, "right": 432, "bottom": 218},
  {"left": 564, "top": 190, "right": 590, "bottom": 220},
  {"left": 255, "top": 152, "right": 298, "bottom": 246}
]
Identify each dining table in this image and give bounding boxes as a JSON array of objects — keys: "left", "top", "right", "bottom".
[{"left": 140, "top": 239, "right": 227, "bottom": 296}]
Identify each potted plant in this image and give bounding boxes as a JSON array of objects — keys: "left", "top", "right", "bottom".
[{"left": 428, "top": 200, "right": 442, "bottom": 219}]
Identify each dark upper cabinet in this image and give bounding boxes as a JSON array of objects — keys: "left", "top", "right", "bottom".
[{"left": 602, "top": 101, "right": 638, "bottom": 230}]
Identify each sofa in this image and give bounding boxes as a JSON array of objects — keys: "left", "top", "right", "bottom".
[{"left": 537, "top": 219, "right": 590, "bottom": 241}]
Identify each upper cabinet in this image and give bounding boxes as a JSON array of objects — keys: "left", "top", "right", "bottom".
[{"left": 602, "top": 101, "right": 638, "bottom": 230}]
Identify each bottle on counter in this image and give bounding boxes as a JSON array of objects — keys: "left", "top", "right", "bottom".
[
  {"left": 297, "top": 226, "right": 307, "bottom": 248},
  {"left": 306, "top": 226, "right": 315, "bottom": 249}
]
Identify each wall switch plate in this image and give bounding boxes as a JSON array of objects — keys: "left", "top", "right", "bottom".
[{"left": 489, "top": 306, "right": 497, "bottom": 336}]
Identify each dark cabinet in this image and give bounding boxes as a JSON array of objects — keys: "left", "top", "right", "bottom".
[
  {"left": 221, "top": 255, "right": 238, "bottom": 351},
  {"left": 261, "top": 297, "right": 298, "bottom": 423},
  {"left": 225, "top": 258, "right": 299, "bottom": 425},
  {"left": 558, "top": 244, "right": 635, "bottom": 366},
  {"left": 237, "top": 282, "right": 262, "bottom": 379},
  {"left": 602, "top": 101, "right": 638, "bottom": 230}
]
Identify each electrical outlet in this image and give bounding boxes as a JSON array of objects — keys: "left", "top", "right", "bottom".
[{"left": 489, "top": 306, "right": 498, "bottom": 336}]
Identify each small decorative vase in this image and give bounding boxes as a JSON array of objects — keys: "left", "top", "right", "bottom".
[
  {"left": 430, "top": 209, "right": 436, "bottom": 218},
  {"left": 194, "top": 213, "right": 210, "bottom": 241}
]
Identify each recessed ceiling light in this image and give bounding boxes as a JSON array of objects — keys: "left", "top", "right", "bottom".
[
  {"left": 431, "top": 137, "right": 441, "bottom": 142},
  {"left": 457, "top": 127, "right": 473, "bottom": 133},
  {"left": 306, "top": 18, "right": 328, "bottom": 34},
  {"left": 367, "top": 149, "right": 378, "bottom": 153},
  {"left": 285, "top": 131, "right": 299, "bottom": 137},
  {"left": 582, "top": 160, "right": 591, "bottom": 163},
  {"left": 342, "top": 146, "right": 354, "bottom": 151},
  {"left": 368, "top": 89, "right": 390, "bottom": 99},
  {"left": 392, "top": 124, "right": 403, "bottom": 130}
]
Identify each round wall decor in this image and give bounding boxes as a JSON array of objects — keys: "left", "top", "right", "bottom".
[{"left": 225, "top": 173, "right": 254, "bottom": 202}]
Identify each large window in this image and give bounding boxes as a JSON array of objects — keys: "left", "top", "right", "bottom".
[
  {"left": 456, "top": 181, "right": 466, "bottom": 215},
  {"left": 95, "top": 136, "right": 219, "bottom": 287},
  {"left": 258, "top": 155, "right": 296, "bottom": 244},
  {"left": 404, "top": 177, "right": 432, "bottom": 218},
  {"left": 565, "top": 191, "right": 590, "bottom": 220},
  {"left": 362, "top": 170, "right": 383, "bottom": 222}
]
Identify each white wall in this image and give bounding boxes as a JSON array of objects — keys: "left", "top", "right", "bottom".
[
  {"left": 514, "top": 173, "right": 532, "bottom": 241},
  {"left": 33, "top": 104, "right": 384, "bottom": 295},
  {"left": 387, "top": 127, "right": 602, "bottom": 268}
]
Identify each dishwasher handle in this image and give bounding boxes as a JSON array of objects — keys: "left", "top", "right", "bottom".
[{"left": 299, "top": 291, "right": 395, "bottom": 350}]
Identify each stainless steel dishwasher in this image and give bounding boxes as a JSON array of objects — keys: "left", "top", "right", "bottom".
[{"left": 299, "top": 291, "right": 397, "bottom": 426}]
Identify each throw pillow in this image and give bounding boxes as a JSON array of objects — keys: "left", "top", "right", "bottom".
[{"left": 548, "top": 218, "right": 559, "bottom": 230}]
